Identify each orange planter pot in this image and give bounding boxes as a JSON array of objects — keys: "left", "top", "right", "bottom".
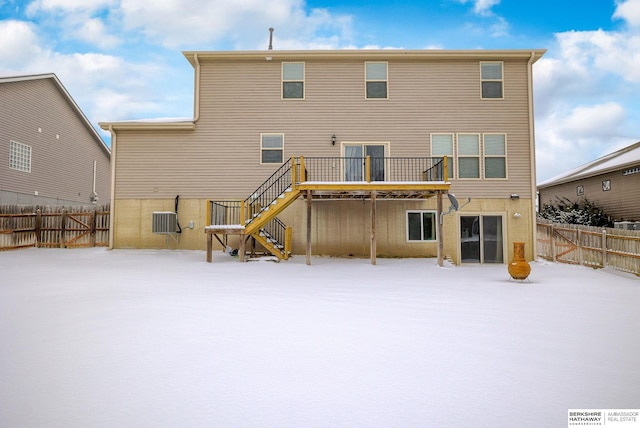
[{"left": 508, "top": 241, "right": 531, "bottom": 281}]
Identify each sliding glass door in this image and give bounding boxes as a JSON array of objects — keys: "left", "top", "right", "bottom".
[{"left": 460, "top": 215, "right": 504, "bottom": 263}]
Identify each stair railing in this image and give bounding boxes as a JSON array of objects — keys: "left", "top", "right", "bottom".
[
  {"left": 260, "top": 217, "right": 292, "bottom": 258},
  {"left": 243, "top": 157, "right": 300, "bottom": 225}
]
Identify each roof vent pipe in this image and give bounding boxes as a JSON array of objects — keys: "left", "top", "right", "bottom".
[{"left": 268, "top": 27, "right": 274, "bottom": 50}]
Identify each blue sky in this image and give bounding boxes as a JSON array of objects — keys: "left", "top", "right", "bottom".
[{"left": 1, "top": 0, "right": 639, "bottom": 182}]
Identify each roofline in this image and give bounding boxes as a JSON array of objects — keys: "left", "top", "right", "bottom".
[
  {"left": 0, "top": 73, "right": 111, "bottom": 157},
  {"left": 182, "top": 48, "right": 546, "bottom": 68},
  {"left": 537, "top": 141, "right": 640, "bottom": 188},
  {"left": 98, "top": 120, "right": 196, "bottom": 131}
]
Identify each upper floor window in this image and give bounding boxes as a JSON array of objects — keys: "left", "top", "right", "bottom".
[
  {"left": 431, "top": 134, "right": 454, "bottom": 179},
  {"left": 457, "top": 134, "right": 480, "bottom": 179},
  {"left": 484, "top": 134, "right": 507, "bottom": 178},
  {"left": 9, "top": 140, "right": 31, "bottom": 172},
  {"left": 365, "top": 62, "right": 388, "bottom": 99},
  {"left": 261, "top": 133, "right": 284, "bottom": 164},
  {"left": 480, "top": 62, "right": 503, "bottom": 99},
  {"left": 282, "top": 62, "right": 304, "bottom": 99}
]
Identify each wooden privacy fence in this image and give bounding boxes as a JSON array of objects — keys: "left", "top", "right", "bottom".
[
  {"left": 0, "top": 205, "right": 110, "bottom": 250},
  {"left": 537, "top": 220, "right": 640, "bottom": 276}
]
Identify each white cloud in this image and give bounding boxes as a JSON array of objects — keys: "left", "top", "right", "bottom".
[
  {"left": 532, "top": 12, "right": 640, "bottom": 182},
  {"left": 26, "top": 0, "right": 115, "bottom": 14},
  {"left": 0, "top": 20, "right": 43, "bottom": 69},
  {"left": 26, "top": 0, "right": 121, "bottom": 49},
  {"left": 74, "top": 18, "right": 121, "bottom": 49},
  {"left": 614, "top": 0, "right": 640, "bottom": 27},
  {"left": 535, "top": 103, "right": 630, "bottom": 181},
  {"left": 118, "top": 0, "right": 353, "bottom": 49},
  {"left": 489, "top": 16, "right": 509, "bottom": 37},
  {"left": 472, "top": 0, "right": 500, "bottom": 16},
  {"left": 457, "top": 0, "right": 501, "bottom": 17}
]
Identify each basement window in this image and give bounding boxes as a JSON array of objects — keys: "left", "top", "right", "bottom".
[{"left": 407, "top": 210, "right": 437, "bottom": 242}]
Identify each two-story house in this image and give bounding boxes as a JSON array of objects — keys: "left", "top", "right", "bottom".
[
  {"left": 1, "top": 74, "right": 111, "bottom": 206},
  {"left": 538, "top": 141, "right": 640, "bottom": 223},
  {"left": 100, "top": 48, "right": 545, "bottom": 265}
]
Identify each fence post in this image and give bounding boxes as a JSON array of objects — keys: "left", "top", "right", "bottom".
[
  {"left": 35, "top": 209, "right": 42, "bottom": 248},
  {"left": 60, "top": 209, "right": 66, "bottom": 248},
  {"left": 551, "top": 224, "right": 556, "bottom": 262},
  {"left": 90, "top": 210, "right": 96, "bottom": 247},
  {"left": 577, "top": 229, "right": 583, "bottom": 266},
  {"left": 601, "top": 228, "right": 607, "bottom": 269}
]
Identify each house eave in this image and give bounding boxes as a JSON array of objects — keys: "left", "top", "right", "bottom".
[
  {"left": 183, "top": 49, "right": 546, "bottom": 67},
  {"left": 537, "top": 162, "right": 640, "bottom": 189},
  {"left": 99, "top": 121, "right": 196, "bottom": 131}
]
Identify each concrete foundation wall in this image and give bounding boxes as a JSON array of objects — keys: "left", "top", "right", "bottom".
[{"left": 112, "top": 197, "right": 533, "bottom": 264}]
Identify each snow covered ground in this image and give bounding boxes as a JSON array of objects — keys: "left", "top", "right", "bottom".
[{"left": 1, "top": 248, "right": 639, "bottom": 428}]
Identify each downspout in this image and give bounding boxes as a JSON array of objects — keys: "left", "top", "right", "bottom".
[
  {"left": 527, "top": 51, "right": 538, "bottom": 260},
  {"left": 108, "top": 125, "right": 117, "bottom": 250},
  {"left": 193, "top": 53, "right": 201, "bottom": 122}
]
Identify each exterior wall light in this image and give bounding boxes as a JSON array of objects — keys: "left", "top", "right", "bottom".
[
  {"left": 510, "top": 194, "right": 519, "bottom": 199},
  {"left": 331, "top": 134, "right": 336, "bottom": 145}
]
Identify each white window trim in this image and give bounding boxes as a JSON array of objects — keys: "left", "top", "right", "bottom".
[
  {"left": 430, "top": 133, "right": 455, "bottom": 179},
  {"left": 282, "top": 62, "right": 305, "bottom": 100},
  {"left": 341, "top": 141, "right": 391, "bottom": 181},
  {"left": 456, "top": 133, "right": 481, "bottom": 180},
  {"left": 9, "top": 140, "right": 32, "bottom": 173},
  {"left": 480, "top": 61, "right": 504, "bottom": 100},
  {"left": 483, "top": 133, "right": 508, "bottom": 180},
  {"left": 364, "top": 61, "right": 389, "bottom": 100},
  {"left": 406, "top": 210, "right": 437, "bottom": 242},
  {"left": 260, "top": 133, "right": 284, "bottom": 165}
]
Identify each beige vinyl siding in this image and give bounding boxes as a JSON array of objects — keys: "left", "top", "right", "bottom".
[
  {"left": 0, "top": 78, "right": 110, "bottom": 204},
  {"left": 114, "top": 56, "right": 534, "bottom": 201},
  {"left": 539, "top": 171, "right": 640, "bottom": 221}
]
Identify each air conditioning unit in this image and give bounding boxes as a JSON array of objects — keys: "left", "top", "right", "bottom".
[
  {"left": 152, "top": 212, "right": 177, "bottom": 234},
  {"left": 614, "top": 221, "right": 635, "bottom": 230}
]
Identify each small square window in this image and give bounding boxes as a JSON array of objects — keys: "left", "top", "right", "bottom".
[
  {"left": 365, "top": 62, "right": 388, "bottom": 99},
  {"left": 9, "top": 140, "right": 32, "bottom": 173},
  {"left": 261, "top": 134, "right": 284, "bottom": 164},
  {"left": 407, "top": 211, "right": 437, "bottom": 241},
  {"left": 481, "top": 62, "right": 503, "bottom": 99}
]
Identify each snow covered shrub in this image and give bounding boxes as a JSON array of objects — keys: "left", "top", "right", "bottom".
[{"left": 538, "top": 197, "right": 611, "bottom": 227}]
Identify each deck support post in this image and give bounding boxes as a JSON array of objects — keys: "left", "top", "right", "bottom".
[
  {"left": 371, "top": 191, "right": 377, "bottom": 265},
  {"left": 437, "top": 191, "right": 444, "bottom": 267},
  {"left": 306, "top": 190, "right": 312, "bottom": 266},
  {"left": 239, "top": 234, "right": 246, "bottom": 262}
]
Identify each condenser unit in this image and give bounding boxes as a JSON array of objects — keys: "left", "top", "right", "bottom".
[
  {"left": 613, "top": 221, "right": 635, "bottom": 230},
  {"left": 152, "top": 212, "right": 178, "bottom": 234}
]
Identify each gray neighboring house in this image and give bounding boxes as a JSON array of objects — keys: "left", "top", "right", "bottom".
[
  {"left": 537, "top": 141, "right": 640, "bottom": 222},
  {"left": 1, "top": 73, "right": 110, "bottom": 206}
]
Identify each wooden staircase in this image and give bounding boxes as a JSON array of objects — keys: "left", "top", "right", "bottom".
[
  {"left": 244, "top": 188, "right": 300, "bottom": 260},
  {"left": 207, "top": 157, "right": 303, "bottom": 260}
]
